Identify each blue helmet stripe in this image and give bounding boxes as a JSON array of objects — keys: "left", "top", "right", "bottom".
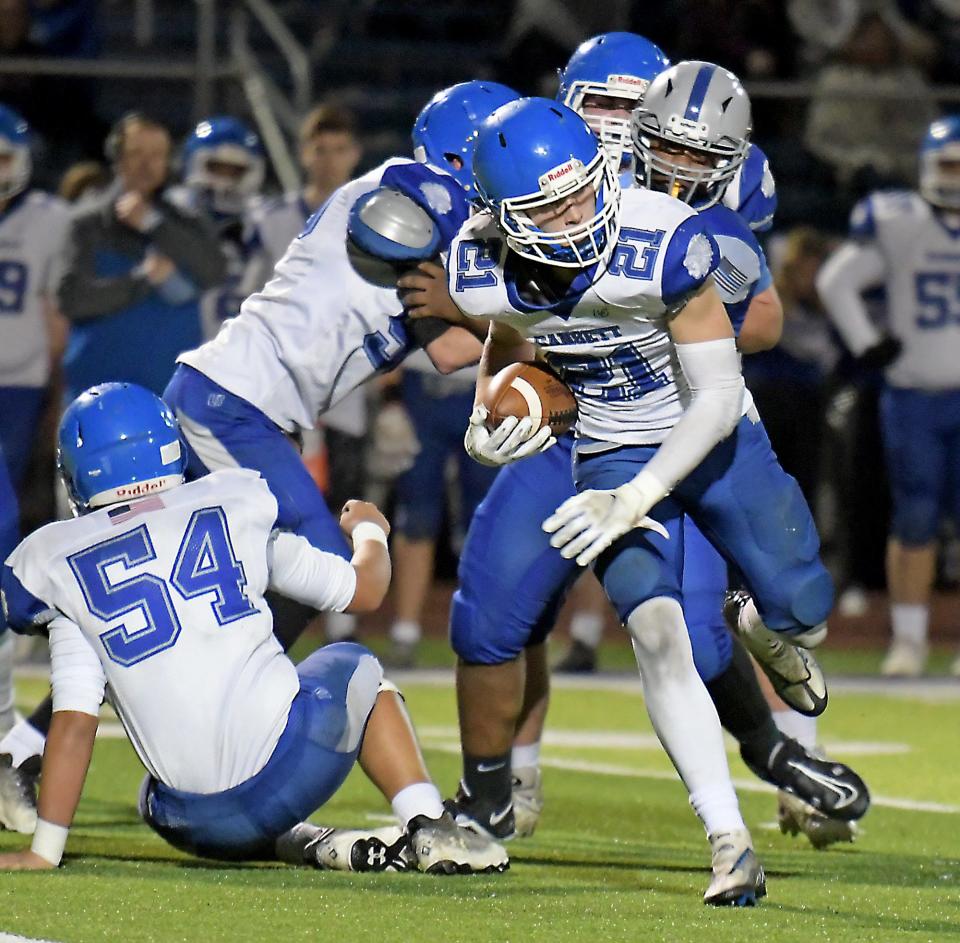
[{"left": 684, "top": 64, "right": 716, "bottom": 121}]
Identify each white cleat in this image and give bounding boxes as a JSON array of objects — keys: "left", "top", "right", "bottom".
[
  {"left": 777, "top": 790, "right": 858, "bottom": 850},
  {"left": 724, "top": 591, "right": 827, "bottom": 716},
  {"left": 881, "top": 640, "right": 928, "bottom": 678},
  {"left": 407, "top": 811, "right": 509, "bottom": 874},
  {"left": 703, "top": 829, "right": 766, "bottom": 907},
  {"left": 315, "top": 825, "right": 412, "bottom": 872},
  {"left": 511, "top": 766, "right": 544, "bottom": 839},
  {"left": 0, "top": 754, "right": 38, "bottom": 835}
]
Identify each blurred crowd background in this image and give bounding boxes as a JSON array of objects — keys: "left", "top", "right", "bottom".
[{"left": 2, "top": 0, "right": 959, "bottom": 668}]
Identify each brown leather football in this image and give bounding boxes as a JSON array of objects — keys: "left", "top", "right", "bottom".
[{"left": 482, "top": 361, "right": 578, "bottom": 436}]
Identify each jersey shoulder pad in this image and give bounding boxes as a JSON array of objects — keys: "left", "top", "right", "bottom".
[
  {"left": 733, "top": 144, "right": 777, "bottom": 232},
  {"left": 659, "top": 210, "right": 721, "bottom": 306},
  {"left": 850, "top": 190, "right": 924, "bottom": 240},
  {"left": 378, "top": 162, "right": 470, "bottom": 250}
]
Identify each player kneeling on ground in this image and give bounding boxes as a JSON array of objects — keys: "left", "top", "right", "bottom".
[{"left": 0, "top": 383, "right": 507, "bottom": 874}]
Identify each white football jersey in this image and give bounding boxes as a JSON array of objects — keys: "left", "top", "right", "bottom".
[
  {"left": 851, "top": 191, "right": 960, "bottom": 390},
  {"left": 3, "top": 469, "right": 356, "bottom": 794},
  {"left": 241, "top": 191, "right": 368, "bottom": 437},
  {"left": 449, "top": 187, "right": 750, "bottom": 446},
  {"left": 178, "top": 159, "right": 421, "bottom": 434},
  {"left": 0, "top": 191, "right": 71, "bottom": 387}
]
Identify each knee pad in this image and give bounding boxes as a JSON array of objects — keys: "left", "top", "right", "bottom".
[
  {"left": 450, "top": 589, "right": 536, "bottom": 664},
  {"left": 599, "top": 545, "right": 675, "bottom": 622},
  {"left": 625, "top": 597, "right": 694, "bottom": 679}
]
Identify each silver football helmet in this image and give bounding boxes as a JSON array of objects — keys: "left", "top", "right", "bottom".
[{"left": 632, "top": 61, "right": 752, "bottom": 209}]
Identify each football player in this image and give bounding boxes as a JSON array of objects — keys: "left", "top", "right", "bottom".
[
  {"left": 0, "top": 81, "right": 518, "bottom": 831},
  {"left": 0, "top": 383, "right": 507, "bottom": 873},
  {"left": 447, "top": 96, "right": 841, "bottom": 905},
  {"left": 817, "top": 116, "right": 960, "bottom": 680},
  {"left": 443, "top": 62, "right": 867, "bottom": 853},
  {"left": 170, "top": 116, "right": 266, "bottom": 339},
  {"left": 0, "top": 104, "right": 71, "bottom": 488}
]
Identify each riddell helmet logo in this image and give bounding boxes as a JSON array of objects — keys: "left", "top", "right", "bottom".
[
  {"left": 116, "top": 480, "right": 166, "bottom": 498},
  {"left": 538, "top": 158, "right": 584, "bottom": 195},
  {"left": 606, "top": 73, "right": 646, "bottom": 92}
]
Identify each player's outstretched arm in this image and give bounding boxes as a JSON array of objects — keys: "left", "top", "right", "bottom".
[
  {"left": 339, "top": 500, "right": 392, "bottom": 613},
  {"left": 0, "top": 705, "right": 99, "bottom": 870}
]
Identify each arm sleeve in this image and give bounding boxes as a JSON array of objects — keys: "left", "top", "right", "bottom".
[
  {"left": 148, "top": 206, "right": 229, "bottom": 289},
  {"left": 641, "top": 337, "right": 746, "bottom": 495},
  {"left": 48, "top": 616, "right": 106, "bottom": 716},
  {"left": 815, "top": 242, "right": 887, "bottom": 356},
  {"left": 266, "top": 531, "right": 358, "bottom": 613},
  {"left": 58, "top": 216, "right": 152, "bottom": 322}
]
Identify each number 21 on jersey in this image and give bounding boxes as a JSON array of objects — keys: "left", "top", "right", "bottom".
[{"left": 68, "top": 506, "right": 258, "bottom": 667}]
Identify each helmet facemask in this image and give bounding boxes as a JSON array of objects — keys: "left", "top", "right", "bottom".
[
  {"left": 187, "top": 145, "right": 265, "bottom": 216},
  {"left": 487, "top": 149, "right": 621, "bottom": 269},
  {"left": 632, "top": 109, "right": 749, "bottom": 208},
  {"left": 564, "top": 78, "right": 648, "bottom": 167}
]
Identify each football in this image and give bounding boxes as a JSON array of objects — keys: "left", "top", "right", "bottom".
[{"left": 482, "top": 361, "right": 578, "bottom": 436}]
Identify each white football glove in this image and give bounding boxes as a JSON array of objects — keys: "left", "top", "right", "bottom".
[
  {"left": 542, "top": 473, "right": 669, "bottom": 566},
  {"left": 464, "top": 403, "right": 556, "bottom": 467}
]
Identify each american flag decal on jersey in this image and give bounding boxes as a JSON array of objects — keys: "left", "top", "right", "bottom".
[
  {"left": 108, "top": 496, "right": 165, "bottom": 524},
  {"left": 713, "top": 258, "right": 749, "bottom": 296}
]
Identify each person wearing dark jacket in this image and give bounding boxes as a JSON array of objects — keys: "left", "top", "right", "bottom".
[{"left": 58, "top": 115, "right": 227, "bottom": 399}]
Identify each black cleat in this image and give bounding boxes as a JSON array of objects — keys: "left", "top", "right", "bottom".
[
  {"left": 742, "top": 737, "right": 870, "bottom": 821},
  {"left": 445, "top": 781, "right": 516, "bottom": 841}
]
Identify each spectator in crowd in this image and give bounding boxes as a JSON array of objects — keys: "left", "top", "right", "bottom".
[
  {"left": 387, "top": 358, "right": 499, "bottom": 667},
  {"left": 803, "top": 9, "right": 937, "bottom": 190},
  {"left": 0, "top": 104, "right": 71, "bottom": 491},
  {"left": 57, "top": 160, "right": 108, "bottom": 205},
  {"left": 58, "top": 114, "right": 226, "bottom": 403},
  {"left": 243, "top": 103, "right": 365, "bottom": 646},
  {"left": 743, "top": 228, "right": 841, "bottom": 503}
]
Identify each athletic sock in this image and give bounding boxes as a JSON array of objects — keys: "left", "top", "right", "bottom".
[
  {"left": 325, "top": 611, "right": 357, "bottom": 642},
  {"left": 462, "top": 751, "right": 513, "bottom": 810},
  {"left": 706, "top": 637, "right": 782, "bottom": 768},
  {"left": 773, "top": 710, "right": 818, "bottom": 751},
  {"left": 569, "top": 611, "right": 604, "bottom": 648},
  {"left": 627, "top": 599, "right": 744, "bottom": 836},
  {"left": 511, "top": 741, "right": 541, "bottom": 772},
  {"left": 0, "top": 714, "right": 47, "bottom": 767},
  {"left": 390, "top": 620, "right": 421, "bottom": 646},
  {"left": 890, "top": 603, "right": 928, "bottom": 646},
  {"left": 392, "top": 782, "right": 444, "bottom": 827}
]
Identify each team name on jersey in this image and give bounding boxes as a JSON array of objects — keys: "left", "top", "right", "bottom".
[{"left": 533, "top": 325, "right": 622, "bottom": 347}]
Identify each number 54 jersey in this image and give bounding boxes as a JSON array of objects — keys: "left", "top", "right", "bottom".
[
  {"left": 1, "top": 469, "right": 355, "bottom": 794},
  {"left": 448, "top": 187, "right": 752, "bottom": 447}
]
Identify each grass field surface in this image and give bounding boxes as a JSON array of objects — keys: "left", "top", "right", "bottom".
[{"left": 1, "top": 652, "right": 958, "bottom": 943}]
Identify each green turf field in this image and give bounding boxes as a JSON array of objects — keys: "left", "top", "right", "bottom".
[{"left": 1, "top": 667, "right": 958, "bottom": 943}]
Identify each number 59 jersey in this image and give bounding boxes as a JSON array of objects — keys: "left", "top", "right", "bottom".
[
  {"left": 448, "top": 187, "right": 739, "bottom": 446},
  {"left": 850, "top": 190, "right": 960, "bottom": 391},
  {"left": 1, "top": 470, "right": 352, "bottom": 794}
]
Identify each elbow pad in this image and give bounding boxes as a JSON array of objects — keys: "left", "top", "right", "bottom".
[{"left": 347, "top": 188, "right": 441, "bottom": 261}]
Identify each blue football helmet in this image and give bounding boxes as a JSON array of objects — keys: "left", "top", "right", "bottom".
[
  {"left": 557, "top": 32, "right": 670, "bottom": 163},
  {"left": 0, "top": 105, "right": 31, "bottom": 201},
  {"left": 58, "top": 383, "right": 186, "bottom": 515},
  {"left": 920, "top": 116, "right": 960, "bottom": 211},
  {"left": 182, "top": 116, "right": 265, "bottom": 215},
  {"left": 411, "top": 80, "right": 520, "bottom": 196},
  {"left": 473, "top": 98, "right": 621, "bottom": 269}
]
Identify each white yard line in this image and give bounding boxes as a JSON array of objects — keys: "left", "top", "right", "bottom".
[
  {"left": 0, "top": 933, "right": 63, "bottom": 943},
  {"left": 421, "top": 739, "right": 960, "bottom": 815}
]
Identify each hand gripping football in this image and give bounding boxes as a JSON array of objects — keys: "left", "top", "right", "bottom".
[{"left": 481, "top": 362, "right": 577, "bottom": 436}]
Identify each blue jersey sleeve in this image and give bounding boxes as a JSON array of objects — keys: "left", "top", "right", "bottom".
[
  {"left": 660, "top": 215, "right": 720, "bottom": 307},
  {"left": 378, "top": 163, "right": 471, "bottom": 251},
  {"left": 734, "top": 144, "right": 777, "bottom": 233},
  {"left": 1, "top": 560, "right": 57, "bottom": 636},
  {"left": 848, "top": 196, "right": 876, "bottom": 240}
]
